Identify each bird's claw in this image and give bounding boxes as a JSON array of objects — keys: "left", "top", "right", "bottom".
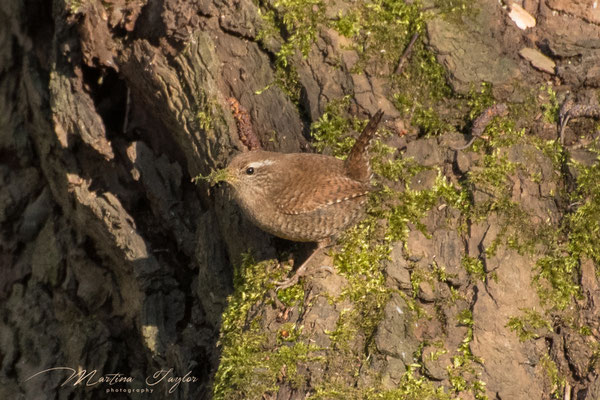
[{"left": 275, "top": 276, "right": 300, "bottom": 291}]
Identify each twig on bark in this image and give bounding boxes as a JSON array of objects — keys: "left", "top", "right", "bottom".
[
  {"left": 559, "top": 97, "right": 600, "bottom": 145},
  {"left": 395, "top": 33, "right": 419, "bottom": 75},
  {"left": 228, "top": 97, "right": 261, "bottom": 150},
  {"left": 452, "top": 103, "right": 509, "bottom": 150}
]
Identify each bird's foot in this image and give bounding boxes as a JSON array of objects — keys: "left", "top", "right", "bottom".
[
  {"left": 275, "top": 264, "right": 335, "bottom": 291},
  {"left": 275, "top": 273, "right": 302, "bottom": 291},
  {"left": 275, "top": 256, "right": 313, "bottom": 290},
  {"left": 275, "top": 243, "right": 333, "bottom": 291}
]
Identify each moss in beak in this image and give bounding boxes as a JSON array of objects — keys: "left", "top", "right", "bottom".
[{"left": 192, "top": 168, "right": 233, "bottom": 186}]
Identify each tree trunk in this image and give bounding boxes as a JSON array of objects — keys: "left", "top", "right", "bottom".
[{"left": 1, "top": 0, "right": 600, "bottom": 399}]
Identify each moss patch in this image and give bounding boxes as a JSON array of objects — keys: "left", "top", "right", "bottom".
[
  {"left": 213, "top": 255, "right": 317, "bottom": 400},
  {"left": 256, "top": 0, "right": 326, "bottom": 103},
  {"left": 192, "top": 167, "right": 230, "bottom": 186},
  {"left": 215, "top": 0, "right": 600, "bottom": 395},
  {"left": 446, "top": 310, "right": 488, "bottom": 400},
  {"left": 506, "top": 308, "right": 553, "bottom": 342}
]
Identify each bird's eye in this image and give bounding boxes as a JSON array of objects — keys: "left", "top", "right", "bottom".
[{"left": 245, "top": 167, "right": 254, "bottom": 175}]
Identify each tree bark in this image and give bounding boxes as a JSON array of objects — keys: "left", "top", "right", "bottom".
[{"left": 1, "top": 0, "right": 600, "bottom": 399}]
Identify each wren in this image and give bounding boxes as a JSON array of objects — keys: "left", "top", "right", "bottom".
[{"left": 218, "top": 110, "right": 384, "bottom": 289}]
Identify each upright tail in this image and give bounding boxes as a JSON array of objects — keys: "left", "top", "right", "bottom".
[{"left": 345, "top": 110, "right": 384, "bottom": 182}]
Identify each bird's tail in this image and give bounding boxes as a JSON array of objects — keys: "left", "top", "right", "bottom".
[{"left": 345, "top": 110, "right": 384, "bottom": 182}]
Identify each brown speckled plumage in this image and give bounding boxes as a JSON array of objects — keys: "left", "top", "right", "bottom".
[
  {"left": 222, "top": 110, "right": 383, "bottom": 288},
  {"left": 226, "top": 151, "right": 370, "bottom": 242}
]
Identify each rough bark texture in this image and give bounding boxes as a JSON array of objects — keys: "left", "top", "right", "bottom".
[{"left": 1, "top": 0, "right": 599, "bottom": 399}]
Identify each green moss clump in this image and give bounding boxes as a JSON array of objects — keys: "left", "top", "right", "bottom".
[
  {"left": 324, "top": 309, "right": 358, "bottom": 352},
  {"left": 381, "top": 172, "right": 470, "bottom": 243},
  {"left": 464, "top": 82, "right": 495, "bottom": 122},
  {"left": 328, "top": 0, "right": 464, "bottom": 137},
  {"left": 534, "top": 251, "right": 581, "bottom": 310},
  {"left": 334, "top": 216, "right": 391, "bottom": 337},
  {"left": 566, "top": 155, "right": 600, "bottom": 266},
  {"left": 335, "top": 0, "right": 425, "bottom": 70},
  {"left": 67, "top": 0, "right": 83, "bottom": 14},
  {"left": 541, "top": 85, "right": 560, "bottom": 124},
  {"left": 506, "top": 308, "right": 553, "bottom": 341},
  {"left": 370, "top": 140, "right": 427, "bottom": 182},
  {"left": 192, "top": 168, "right": 230, "bottom": 186},
  {"left": 394, "top": 96, "right": 452, "bottom": 137},
  {"left": 539, "top": 354, "right": 565, "bottom": 399},
  {"left": 310, "top": 96, "right": 365, "bottom": 157},
  {"left": 310, "top": 366, "right": 453, "bottom": 400},
  {"left": 536, "top": 138, "right": 568, "bottom": 173},
  {"left": 460, "top": 256, "right": 486, "bottom": 282},
  {"left": 197, "top": 109, "right": 213, "bottom": 131},
  {"left": 256, "top": 0, "right": 325, "bottom": 103},
  {"left": 190, "top": 89, "right": 221, "bottom": 133},
  {"left": 533, "top": 151, "right": 600, "bottom": 310},
  {"left": 373, "top": 365, "right": 453, "bottom": 400},
  {"left": 272, "top": 0, "right": 325, "bottom": 66},
  {"left": 213, "top": 255, "right": 316, "bottom": 400},
  {"left": 469, "top": 150, "right": 517, "bottom": 190},
  {"left": 446, "top": 310, "right": 488, "bottom": 400},
  {"left": 332, "top": 10, "right": 361, "bottom": 38},
  {"left": 434, "top": 0, "right": 477, "bottom": 19},
  {"left": 258, "top": 0, "right": 472, "bottom": 134}
]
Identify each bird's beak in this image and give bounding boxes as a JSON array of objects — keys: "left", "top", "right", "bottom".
[{"left": 192, "top": 168, "right": 236, "bottom": 186}]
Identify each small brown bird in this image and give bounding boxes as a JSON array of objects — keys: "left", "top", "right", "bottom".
[{"left": 218, "top": 110, "right": 384, "bottom": 289}]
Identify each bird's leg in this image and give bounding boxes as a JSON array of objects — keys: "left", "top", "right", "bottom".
[
  {"left": 275, "top": 248, "right": 321, "bottom": 290},
  {"left": 275, "top": 239, "right": 330, "bottom": 290}
]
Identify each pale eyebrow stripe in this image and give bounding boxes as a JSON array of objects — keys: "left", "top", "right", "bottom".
[{"left": 247, "top": 160, "right": 274, "bottom": 169}]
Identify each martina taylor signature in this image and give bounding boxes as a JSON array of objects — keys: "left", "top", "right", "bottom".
[{"left": 25, "top": 367, "right": 198, "bottom": 394}]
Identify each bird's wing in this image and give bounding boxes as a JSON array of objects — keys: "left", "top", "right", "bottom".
[{"left": 273, "top": 172, "right": 370, "bottom": 215}]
